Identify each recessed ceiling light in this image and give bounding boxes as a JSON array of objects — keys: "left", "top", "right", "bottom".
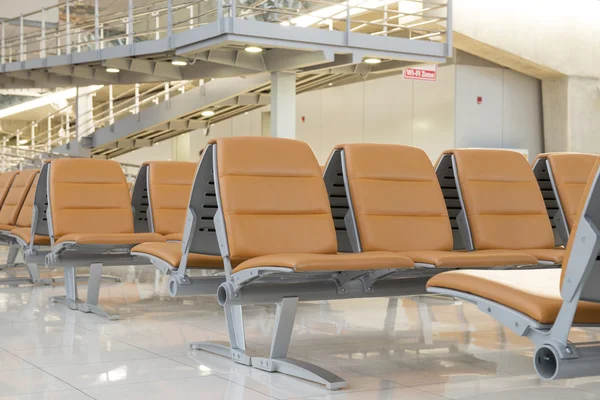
[
  {"left": 201, "top": 110, "right": 215, "bottom": 117},
  {"left": 171, "top": 57, "right": 188, "bottom": 66},
  {"left": 106, "top": 67, "right": 120, "bottom": 73},
  {"left": 364, "top": 58, "right": 382, "bottom": 64},
  {"left": 245, "top": 46, "right": 263, "bottom": 53}
]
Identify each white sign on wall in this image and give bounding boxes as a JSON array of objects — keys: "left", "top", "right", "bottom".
[{"left": 403, "top": 65, "right": 437, "bottom": 82}]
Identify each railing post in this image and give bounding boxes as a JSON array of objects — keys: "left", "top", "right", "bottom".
[
  {"left": 217, "top": 0, "right": 223, "bottom": 33},
  {"left": 167, "top": 0, "right": 173, "bottom": 40},
  {"left": 20, "top": 14, "right": 24, "bottom": 61},
  {"left": 446, "top": 0, "right": 453, "bottom": 56},
  {"left": 231, "top": 0, "right": 236, "bottom": 27},
  {"left": 383, "top": 0, "right": 388, "bottom": 36},
  {"left": 66, "top": 0, "right": 71, "bottom": 55},
  {"left": 65, "top": 108, "right": 70, "bottom": 143},
  {"left": 109, "top": 85, "right": 114, "bottom": 124},
  {"left": 134, "top": 83, "right": 140, "bottom": 114},
  {"left": 153, "top": 12, "right": 160, "bottom": 40},
  {"left": 345, "top": 1, "right": 350, "bottom": 45},
  {"left": 47, "top": 114, "right": 53, "bottom": 152},
  {"left": 1, "top": 138, "right": 5, "bottom": 171},
  {"left": 31, "top": 124, "right": 36, "bottom": 149},
  {"left": 41, "top": 7, "right": 46, "bottom": 58},
  {"left": 128, "top": 0, "right": 134, "bottom": 46},
  {"left": 1, "top": 21, "right": 5, "bottom": 64},
  {"left": 95, "top": 0, "right": 100, "bottom": 51}
]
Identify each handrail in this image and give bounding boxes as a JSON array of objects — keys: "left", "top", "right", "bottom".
[{"left": 0, "top": 0, "right": 449, "bottom": 63}]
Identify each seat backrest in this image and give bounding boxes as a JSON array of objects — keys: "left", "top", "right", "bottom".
[
  {"left": 544, "top": 153, "right": 599, "bottom": 230},
  {"left": 49, "top": 158, "right": 134, "bottom": 238},
  {"left": 15, "top": 171, "right": 40, "bottom": 228},
  {"left": 0, "top": 169, "right": 37, "bottom": 226},
  {"left": 214, "top": 137, "right": 337, "bottom": 259},
  {"left": 340, "top": 143, "right": 453, "bottom": 252},
  {"left": 147, "top": 161, "right": 197, "bottom": 236},
  {"left": 0, "top": 171, "right": 19, "bottom": 209},
  {"left": 561, "top": 159, "right": 600, "bottom": 295},
  {"left": 449, "top": 149, "right": 554, "bottom": 250}
]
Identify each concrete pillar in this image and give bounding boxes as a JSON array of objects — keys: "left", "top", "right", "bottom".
[
  {"left": 542, "top": 76, "right": 600, "bottom": 153},
  {"left": 270, "top": 72, "right": 296, "bottom": 139}
]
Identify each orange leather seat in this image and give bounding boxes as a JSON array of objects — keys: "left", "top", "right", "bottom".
[
  {"left": 0, "top": 169, "right": 37, "bottom": 231},
  {"left": 520, "top": 248, "right": 564, "bottom": 264},
  {"left": 213, "top": 137, "right": 412, "bottom": 273},
  {"left": 7, "top": 173, "right": 51, "bottom": 246},
  {"left": 0, "top": 171, "right": 19, "bottom": 209},
  {"left": 10, "top": 226, "right": 50, "bottom": 245},
  {"left": 48, "top": 159, "right": 165, "bottom": 247},
  {"left": 146, "top": 161, "right": 197, "bottom": 241},
  {"left": 444, "top": 149, "right": 561, "bottom": 264},
  {"left": 233, "top": 252, "right": 413, "bottom": 273},
  {"left": 428, "top": 159, "right": 600, "bottom": 325},
  {"left": 535, "top": 153, "right": 599, "bottom": 230},
  {"left": 164, "top": 233, "right": 183, "bottom": 241},
  {"left": 338, "top": 144, "right": 537, "bottom": 267},
  {"left": 0, "top": 223, "right": 15, "bottom": 232},
  {"left": 397, "top": 249, "right": 537, "bottom": 268},
  {"left": 56, "top": 232, "right": 164, "bottom": 246},
  {"left": 132, "top": 242, "right": 223, "bottom": 268},
  {"left": 427, "top": 269, "right": 600, "bottom": 324}
]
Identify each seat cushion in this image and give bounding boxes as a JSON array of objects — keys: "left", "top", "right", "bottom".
[
  {"left": 427, "top": 269, "right": 600, "bottom": 324},
  {"left": 55, "top": 232, "right": 165, "bottom": 246},
  {"left": 521, "top": 248, "right": 564, "bottom": 264},
  {"left": 0, "top": 223, "right": 15, "bottom": 231},
  {"left": 398, "top": 250, "right": 538, "bottom": 268},
  {"left": 10, "top": 227, "right": 50, "bottom": 245},
  {"left": 164, "top": 232, "right": 183, "bottom": 241},
  {"left": 233, "top": 251, "right": 413, "bottom": 273},
  {"left": 131, "top": 242, "right": 223, "bottom": 269}
]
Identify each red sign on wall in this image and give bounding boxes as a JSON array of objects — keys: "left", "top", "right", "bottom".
[{"left": 403, "top": 65, "right": 437, "bottom": 82}]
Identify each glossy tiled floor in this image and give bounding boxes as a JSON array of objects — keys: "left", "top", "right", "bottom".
[{"left": 2, "top": 262, "right": 600, "bottom": 400}]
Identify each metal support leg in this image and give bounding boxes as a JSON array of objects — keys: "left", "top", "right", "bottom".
[
  {"left": 27, "top": 263, "right": 52, "bottom": 285},
  {"left": 78, "top": 263, "right": 121, "bottom": 320},
  {"left": 252, "top": 298, "right": 347, "bottom": 390},
  {"left": 190, "top": 305, "right": 253, "bottom": 365},
  {"left": 0, "top": 246, "right": 20, "bottom": 269},
  {"left": 50, "top": 266, "right": 82, "bottom": 310}
]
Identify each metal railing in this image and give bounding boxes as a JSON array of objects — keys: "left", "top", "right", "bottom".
[
  {"left": 0, "top": 145, "right": 140, "bottom": 179},
  {"left": 0, "top": 0, "right": 449, "bottom": 63},
  {"left": 3, "top": 79, "right": 199, "bottom": 152}
]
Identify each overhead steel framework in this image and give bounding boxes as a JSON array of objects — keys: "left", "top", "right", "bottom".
[
  {"left": 0, "top": 0, "right": 452, "bottom": 157},
  {"left": 0, "top": 0, "right": 451, "bottom": 87}
]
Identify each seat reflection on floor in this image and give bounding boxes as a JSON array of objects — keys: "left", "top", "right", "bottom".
[{"left": 2, "top": 261, "right": 600, "bottom": 399}]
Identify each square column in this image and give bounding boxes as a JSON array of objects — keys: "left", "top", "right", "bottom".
[{"left": 270, "top": 72, "right": 296, "bottom": 139}]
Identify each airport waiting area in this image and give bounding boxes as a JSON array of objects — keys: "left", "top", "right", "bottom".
[
  {"left": 0, "top": 0, "right": 599, "bottom": 398},
  {"left": 0, "top": 137, "right": 598, "bottom": 399}
]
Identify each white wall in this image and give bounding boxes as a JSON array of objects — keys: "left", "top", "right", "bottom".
[
  {"left": 117, "top": 64, "right": 544, "bottom": 165},
  {"left": 454, "top": 0, "right": 600, "bottom": 79},
  {"left": 455, "top": 65, "right": 543, "bottom": 160}
]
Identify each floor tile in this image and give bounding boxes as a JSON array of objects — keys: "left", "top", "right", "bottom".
[
  {"left": 42, "top": 357, "right": 205, "bottom": 389},
  {"left": 0, "top": 349, "right": 35, "bottom": 371},
  {"left": 11, "top": 341, "right": 157, "bottom": 368},
  {"left": 0, "top": 369, "right": 73, "bottom": 396},
  {"left": 0, "top": 390, "right": 92, "bottom": 400},
  {"left": 82, "top": 376, "right": 272, "bottom": 400},
  {"left": 304, "top": 386, "right": 447, "bottom": 400}
]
